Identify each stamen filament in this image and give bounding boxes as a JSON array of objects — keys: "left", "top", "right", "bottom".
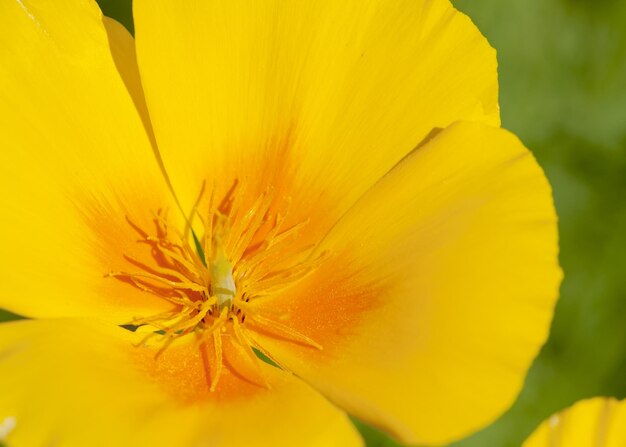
[
  {"left": 107, "top": 271, "right": 207, "bottom": 293},
  {"left": 236, "top": 302, "right": 322, "bottom": 350},
  {"left": 145, "top": 237, "right": 205, "bottom": 275},
  {"left": 229, "top": 190, "right": 273, "bottom": 266}
]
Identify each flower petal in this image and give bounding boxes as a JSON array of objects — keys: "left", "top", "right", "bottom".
[
  {"left": 523, "top": 397, "right": 626, "bottom": 447},
  {"left": 0, "top": 0, "right": 177, "bottom": 321},
  {"left": 133, "top": 0, "right": 499, "bottom": 225},
  {"left": 0, "top": 318, "right": 363, "bottom": 447},
  {"left": 250, "top": 121, "right": 562, "bottom": 444},
  {"left": 103, "top": 16, "right": 158, "bottom": 150}
]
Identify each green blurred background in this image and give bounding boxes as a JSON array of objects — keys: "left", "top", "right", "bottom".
[{"left": 2, "top": 0, "right": 624, "bottom": 445}]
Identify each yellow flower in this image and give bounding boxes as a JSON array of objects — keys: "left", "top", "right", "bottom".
[
  {"left": 0, "top": 0, "right": 562, "bottom": 446},
  {"left": 523, "top": 398, "right": 626, "bottom": 446}
]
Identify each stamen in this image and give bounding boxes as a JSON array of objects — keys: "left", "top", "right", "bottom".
[
  {"left": 184, "top": 180, "right": 207, "bottom": 240},
  {"left": 232, "top": 317, "right": 271, "bottom": 389},
  {"left": 143, "top": 238, "right": 204, "bottom": 277},
  {"left": 107, "top": 271, "right": 207, "bottom": 293},
  {"left": 124, "top": 254, "right": 204, "bottom": 286},
  {"left": 237, "top": 302, "right": 322, "bottom": 350},
  {"left": 241, "top": 250, "right": 329, "bottom": 300},
  {"left": 193, "top": 308, "right": 229, "bottom": 350},
  {"left": 202, "top": 185, "right": 216, "bottom": 261},
  {"left": 236, "top": 220, "right": 314, "bottom": 284},
  {"left": 109, "top": 180, "right": 326, "bottom": 392},
  {"left": 161, "top": 299, "right": 214, "bottom": 335}
]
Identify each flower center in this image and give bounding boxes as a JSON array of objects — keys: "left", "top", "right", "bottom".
[{"left": 107, "top": 180, "right": 325, "bottom": 391}]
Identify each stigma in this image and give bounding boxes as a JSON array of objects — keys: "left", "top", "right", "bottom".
[{"left": 209, "top": 222, "right": 236, "bottom": 311}]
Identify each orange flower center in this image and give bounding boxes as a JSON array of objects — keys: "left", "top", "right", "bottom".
[{"left": 107, "top": 180, "right": 325, "bottom": 391}]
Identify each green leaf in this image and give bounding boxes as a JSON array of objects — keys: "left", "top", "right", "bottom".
[
  {"left": 97, "top": 0, "right": 134, "bottom": 34},
  {"left": 0, "top": 309, "right": 24, "bottom": 323}
]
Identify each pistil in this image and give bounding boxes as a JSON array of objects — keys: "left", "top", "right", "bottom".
[{"left": 209, "top": 232, "right": 236, "bottom": 311}]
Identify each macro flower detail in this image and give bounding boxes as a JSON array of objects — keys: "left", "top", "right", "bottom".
[
  {"left": 522, "top": 398, "right": 626, "bottom": 446},
  {"left": 107, "top": 182, "right": 328, "bottom": 391},
  {"left": 0, "top": 0, "right": 562, "bottom": 446}
]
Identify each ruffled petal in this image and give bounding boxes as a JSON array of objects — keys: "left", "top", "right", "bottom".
[
  {"left": 523, "top": 397, "right": 626, "bottom": 447},
  {"left": 0, "top": 318, "right": 362, "bottom": 447},
  {"left": 133, "top": 0, "right": 499, "bottom": 232},
  {"left": 0, "top": 0, "right": 178, "bottom": 321},
  {"left": 250, "top": 122, "right": 562, "bottom": 444}
]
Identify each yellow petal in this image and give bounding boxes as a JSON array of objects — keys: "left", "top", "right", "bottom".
[
  {"left": 523, "top": 397, "right": 626, "bottom": 447},
  {"left": 0, "top": 0, "right": 178, "bottom": 322},
  {"left": 249, "top": 122, "right": 562, "bottom": 444},
  {"left": 0, "top": 318, "right": 363, "bottom": 447},
  {"left": 133, "top": 0, "right": 499, "bottom": 229},
  {"left": 103, "top": 16, "right": 158, "bottom": 151}
]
